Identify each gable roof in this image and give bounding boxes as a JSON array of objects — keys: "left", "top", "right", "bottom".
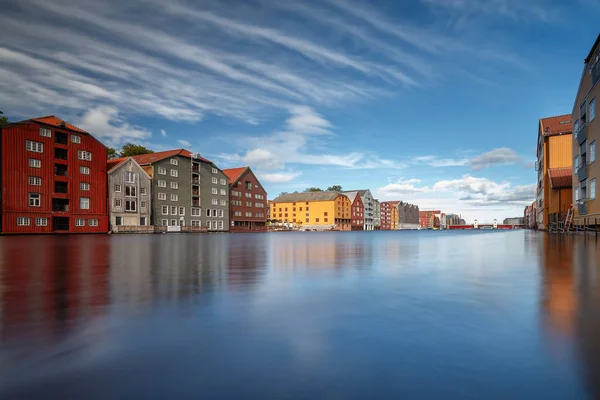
[
  {"left": 272, "top": 191, "right": 340, "bottom": 203},
  {"left": 107, "top": 156, "right": 152, "bottom": 180},
  {"left": 548, "top": 167, "right": 573, "bottom": 189},
  {"left": 130, "top": 149, "right": 212, "bottom": 165},
  {"left": 342, "top": 191, "right": 360, "bottom": 203},
  {"left": 539, "top": 115, "right": 572, "bottom": 137},
  {"left": 29, "top": 115, "right": 88, "bottom": 133},
  {"left": 222, "top": 167, "right": 248, "bottom": 185},
  {"left": 107, "top": 157, "right": 127, "bottom": 171}
]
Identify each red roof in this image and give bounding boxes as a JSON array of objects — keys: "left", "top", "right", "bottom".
[
  {"left": 540, "top": 115, "right": 572, "bottom": 136},
  {"left": 549, "top": 167, "right": 573, "bottom": 189},
  {"left": 107, "top": 157, "right": 127, "bottom": 172},
  {"left": 30, "top": 115, "right": 88, "bottom": 133},
  {"left": 130, "top": 149, "right": 212, "bottom": 165},
  {"left": 222, "top": 167, "right": 248, "bottom": 185}
]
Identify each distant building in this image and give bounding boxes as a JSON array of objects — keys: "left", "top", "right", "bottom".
[
  {"left": 373, "top": 199, "right": 381, "bottom": 230},
  {"left": 572, "top": 34, "right": 599, "bottom": 225},
  {"left": 344, "top": 191, "right": 365, "bottom": 231},
  {"left": 397, "top": 201, "right": 420, "bottom": 229},
  {"left": 107, "top": 157, "right": 152, "bottom": 230},
  {"left": 445, "top": 213, "right": 461, "bottom": 227},
  {"left": 270, "top": 191, "right": 351, "bottom": 231},
  {"left": 419, "top": 210, "right": 441, "bottom": 229},
  {"left": 223, "top": 166, "right": 267, "bottom": 232},
  {"left": 503, "top": 217, "right": 524, "bottom": 226},
  {"left": 386, "top": 201, "right": 399, "bottom": 230},
  {"left": 536, "top": 115, "right": 573, "bottom": 230},
  {"left": 380, "top": 201, "right": 392, "bottom": 230},
  {"left": 0, "top": 116, "right": 108, "bottom": 234},
  {"left": 341, "top": 189, "right": 374, "bottom": 230}
]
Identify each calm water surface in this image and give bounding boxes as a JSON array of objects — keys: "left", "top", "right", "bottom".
[{"left": 1, "top": 230, "right": 600, "bottom": 398}]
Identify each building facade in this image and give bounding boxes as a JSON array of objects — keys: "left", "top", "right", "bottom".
[
  {"left": 536, "top": 115, "right": 573, "bottom": 230},
  {"left": 397, "top": 201, "right": 420, "bottom": 229},
  {"left": 572, "top": 34, "right": 599, "bottom": 224},
  {"left": 107, "top": 157, "right": 152, "bottom": 230},
  {"left": 0, "top": 116, "right": 108, "bottom": 234},
  {"left": 223, "top": 166, "right": 267, "bottom": 232},
  {"left": 389, "top": 201, "right": 399, "bottom": 230},
  {"left": 373, "top": 199, "right": 381, "bottom": 230},
  {"left": 342, "top": 189, "right": 374, "bottom": 230},
  {"left": 380, "top": 201, "right": 392, "bottom": 230},
  {"left": 270, "top": 191, "right": 351, "bottom": 231},
  {"left": 344, "top": 191, "right": 365, "bottom": 231},
  {"left": 503, "top": 217, "right": 524, "bottom": 226},
  {"left": 419, "top": 210, "right": 441, "bottom": 229}
]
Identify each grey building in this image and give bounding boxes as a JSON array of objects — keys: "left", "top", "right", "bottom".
[
  {"left": 107, "top": 157, "right": 152, "bottom": 230},
  {"left": 342, "top": 189, "right": 375, "bottom": 230},
  {"left": 373, "top": 199, "right": 381, "bottom": 230},
  {"left": 131, "top": 149, "right": 229, "bottom": 231},
  {"left": 397, "top": 201, "right": 420, "bottom": 229}
]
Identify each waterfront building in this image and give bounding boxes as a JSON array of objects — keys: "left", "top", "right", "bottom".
[
  {"left": 419, "top": 210, "right": 441, "bottom": 229},
  {"left": 380, "top": 201, "right": 392, "bottom": 230},
  {"left": 270, "top": 191, "right": 351, "bottom": 231},
  {"left": 503, "top": 217, "right": 524, "bottom": 226},
  {"left": 536, "top": 115, "right": 573, "bottom": 230},
  {"left": 222, "top": 166, "right": 267, "bottom": 232},
  {"left": 107, "top": 157, "right": 152, "bottom": 230},
  {"left": 397, "top": 201, "right": 420, "bottom": 229},
  {"left": 342, "top": 189, "right": 374, "bottom": 230},
  {"left": 344, "top": 191, "right": 365, "bottom": 231},
  {"left": 373, "top": 199, "right": 381, "bottom": 230},
  {"left": 572, "top": 34, "right": 599, "bottom": 225},
  {"left": 0, "top": 116, "right": 108, "bottom": 234},
  {"left": 531, "top": 201, "right": 537, "bottom": 228},
  {"left": 445, "top": 213, "right": 461, "bottom": 227},
  {"left": 388, "top": 200, "right": 399, "bottom": 230},
  {"left": 132, "top": 149, "right": 229, "bottom": 231},
  {"left": 267, "top": 200, "right": 272, "bottom": 224}
]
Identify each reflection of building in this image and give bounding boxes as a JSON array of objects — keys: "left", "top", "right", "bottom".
[
  {"left": 223, "top": 166, "right": 267, "bottom": 232},
  {"left": 270, "top": 191, "right": 351, "bottom": 231},
  {"left": 572, "top": 34, "right": 599, "bottom": 225}
]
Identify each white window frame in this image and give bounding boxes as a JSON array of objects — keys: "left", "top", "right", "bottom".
[
  {"left": 219, "top": 220, "right": 224, "bottom": 230},
  {"left": 212, "top": 177, "right": 218, "bottom": 184},
  {"left": 71, "top": 135, "right": 81, "bottom": 144},
  {"left": 89, "top": 219, "right": 99, "bottom": 227},
  {"left": 80, "top": 166, "right": 90, "bottom": 175},
  {"left": 206, "top": 209, "right": 211, "bottom": 217},
  {"left": 212, "top": 198, "right": 218, "bottom": 205},
  {"left": 39, "top": 127, "right": 52, "bottom": 137},
  {"left": 141, "top": 200, "right": 147, "bottom": 209},
  {"left": 162, "top": 219, "right": 168, "bottom": 226},
  {"left": 80, "top": 197, "right": 90, "bottom": 210},
  {"left": 171, "top": 219, "right": 177, "bottom": 226},
  {"left": 125, "top": 171, "right": 135, "bottom": 183},
  {"left": 29, "top": 176, "right": 42, "bottom": 186},
  {"left": 80, "top": 182, "right": 90, "bottom": 191},
  {"left": 591, "top": 178, "right": 596, "bottom": 200},
  {"left": 17, "top": 217, "right": 31, "bottom": 226},
  {"left": 192, "top": 220, "right": 201, "bottom": 227},
  {"left": 29, "top": 193, "right": 41, "bottom": 207},
  {"left": 162, "top": 205, "right": 169, "bottom": 215},
  {"left": 590, "top": 141, "right": 596, "bottom": 164},
  {"left": 35, "top": 217, "right": 48, "bottom": 226},
  {"left": 220, "top": 178, "right": 227, "bottom": 185},
  {"left": 29, "top": 158, "right": 41, "bottom": 168},
  {"left": 170, "top": 194, "right": 178, "bottom": 202},
  {"left": 115, "top": 198, "right": 122, "bottom": 208},
  {"left": 26, "top": 140, "right": 43, "bottom": 153},
  {"left": 125, "top": 186, "right": 136, "bottom": 197},
  {"left": 158, "top": 167, "right": 167, "bottom": 175},
  {"left": 220, "top": 189, "right": 226, "bottom": 196},
  {"left": 78, "top": 150, "right": 92, "bottom": 161},
  {"left": 115, "top": 184, "right": 122, "bottom": 192},
  {"left": 192, "top": 208, "right": 201, "bottom": 216},
  {"left": 575, "top": 187, "right": 580, "bottom": 202},
  {"left": 170, "top": 206, "right": 177, "bottom": 215},
  {"left": 170, "top": 169, "right": 178, "bottom": 177},
  {"left": 158, "top": 180, "right": 167, "bottom": 188},
  {"left": 212, "top": 209, "right": 217, "bottom": 217},
  {"left": 591, "top": 97, "right": 596, "bottom": 122},
  {"left": 75, "top": 219, "right": 85, "bottom": 227},
  {"left": 212, "top": 188, "right": 218, "bottom": 195},
  {"left": 125, "top": 199, "right": 137, "bottom": 212},
  {"left": 158, "top": 192, "right": 167, "bottom": 200},
  {"left": 170, "top": 181, "right": 179, "bottom": 189},
  {"left": 212, "top": 168, "right": 218, "bottom": 174},
  {"left": 219, "top": 209, "right": 224, "bottom": 218},
  {"left": 170, "top": 159, "right": 178, "bottom": 165},
  {"left": 141, "top": 187, "right": 147, "bottom": 195},
  {"left": 179, "top": 206, "right": 185, "bottom": 216},
  {"left": 220, "top": 199, "right": 227, "bottom": 206}
]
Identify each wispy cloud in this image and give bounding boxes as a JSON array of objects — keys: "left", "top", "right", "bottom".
[
  {"left": 412, "top": 147, "right": 522, "bottom": 170},
  {"left": 261, "top": 172, "right": 302, "bottom": 184},
  {"left": 160, "top": 129, "right": 167, "bottom": 137},
  {"left": 177, "top": 139, "right": 191, "bottom": 148},
  {"left": 77, "top": 106, "right": 151, "bottom": 146},
  {"left": 420, "top": 0, "right": 556, "bottom": 22}
]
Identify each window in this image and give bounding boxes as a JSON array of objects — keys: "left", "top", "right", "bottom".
[
  {"left": 126, "top": 186, "right": 136, "bottom": 197},
  {"left": 158, "top": 180, "right": 166, "bottom": 187},
  {"left": 171, "top": 206, "right": 177, "bottom": 215},
  {"left": 141, "top": 201, "right": 147, "bottom": 209},
  {"left": 324, "top": 218, "right": 328, "bottom": 223},
  {"left": 162, "top": 205, "right": 169, "bottom": 215},
  {"left": 591, "top": 179, "right": 596, "bottom": 200},
  {"left": 170, "top": 159, "right": 178, "bottom": 165},
  {"left": 316, "top": 218, "right": 320, "bottom": 223},
  {"left": 80, "top": 197, "right": 90, "bottom": 209},
  {"left": 192, "top": 208, "right": 201, "bottom": 216},
  {"left": 220, "top": 199, "right": 227, "bottom": 206},
  {"left": 29, "top": 176, "right": 42, "bottom": 186},
  {"left": 140, "top": 187, "right": 147, "bottom": 195},
  {"left": 212, "top": 167, "right": 218, "bottom": 174},
  {"left": 171, "top": 219, "right": 177, "bottom": 226},
  {"left": 170, "top": 169, "right": 178, "bottom": 177},
  {"left": 89, "top": 219, "right": 98, "bottom": 227},
  {"left": 80, "top": 182, "right": 90, "bottom": 191},
  {"left": 140, "top": 217, "right": 146, "bottom": 226},
  {"left": 115, "top": 198, "right": 122, "bottom": 207},
  {"left": 158, "top": 167, "right": 167, "bottom": 175},
  {"left": 206, "top": 209, "right": 211, "bottom": 217},
  {"left": 159, "top": 219, "right": 166, "bottom": 226},
  {"left": 255, "top": 203, "right": 264, "bottom": 208},
  {"left": 212, "top": 177, "right": 218, "bottom": 184},
  {"left": 125, "top": 171, "right": 135, "bottom": 183},
  {"left": 220, "top": 189, "right": 226, "bottom": 196},
  {"left": 591, "top": 141, "right": 596, "bottom": 164},
  {"left": 179, "top": 207, "right": 185, "bottom": 216},
  {"left": 17, "top": 217, "right": 30, "bottom": 226},
  {"left": 234, "top": 211, "right": 242, "bottom": 217},
  {"left": 26, "top": 140, "right": 43, "bottom": 153},
  {"left": 29, "top": 193, "right": 41, "bottom": 207},
  {"left": 245, "top": 193, "right": 252, "bottom": 198},
  {"left": 171, "top": 194, "right": 178, "bottom": 201},
  {"left": 207, "top": 220, "right": 212, "bottom": 229},
  {"left": 212, "top": 188, "right": 218, "bottom": 195},
  {"left": 170, "top": 181, "right": 178, "bottom": 189},
  {"left": 212, "top": 198, "right": 218, "bottom": 205},
  {"left": 219, "top": 221, "right": 224, "bottom": 230},
  {"left": 212, "top": 209, "right": 217, "bottom": 217},
  {"left": 35, "top": 218, "right": 48, "bottom": 226},
  {"left": 219, "top": 209, "right": 224, "bottom": 218},
  {"left": 80, "top": 166, "right": 90, "bottom": 175},
  {"left": 158, "top": 192, "right": 167, "bottom": 200},
  {"left": 220, "top": 178, "right": 227, "bottom": 185},
  {"left": 246, "top": 202, "right": 252, "bottom": 207},
  {"left": 575, "top": 156, "right": 579, "bottom": 172},
  {"left": 324, "top": 212, "right": 328, "bottom": 217},
  {"left": 115, "top": 184, "right": 122, "bottom": 192},
  {"left": 71, "top": 135, "right": 81, "bottom": 143},
  {"left": 591, "top": 98, "right": 596, "bottom": 122},
  {"left": 245, "top": 212, "right": 252, "bottom": 217},
  {"left": 29, "top": 158, "right": 41, "bottom": 168},
  {"left": 575, "top": 187, "right": 580, "bottom": 201},
  {"left": 125, "top": 200, "right": 136, "bottom": 211},
  {"left": 75, "top": 219, "right": 85, "bottom": 227},
  {"left": 39, "top": 127, "right": 52, "bottom": 137},
  {"left": 77, "top": 150, "right": 92, "bottom": 161}
]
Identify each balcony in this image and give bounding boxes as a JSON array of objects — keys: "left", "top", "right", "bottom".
[
  {"left": 52, "top": 198, "right": 69, "bottom": 212},
  {"left": 192, "top": 199, "right": 200, "bottom": 207},
  {"left": 54, "top": 148, "right": 68, "bottom": 161},
  {"left": 192, "top": 189, "right": 199, "bottom": 197},
  {"left": 55, "top": 132, "right": 68, "bottom": 145},
  {"left": 577, "top": 123, "right": 588, "bottom": 145},
  {"left": 577, "top": 162, "right": 588, "bottom": 182},
  {"left": 54, "top": 181, "right": 68, "bottom": 194},
  {"left": 192, "top": 177, "right": 200, "bottom": 185},
  {"left": 54, "top": 164, "right": 68, "bottom": 176},
  {"left": 192, "top": 165, "right": 200, "bottom": 173},
  {"left": 578, "top": 200, "right": 588, "bottom": 216}
]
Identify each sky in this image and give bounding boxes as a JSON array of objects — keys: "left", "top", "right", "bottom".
[{"left": 0, "top": 0, "right": 598, "bottom": 223}]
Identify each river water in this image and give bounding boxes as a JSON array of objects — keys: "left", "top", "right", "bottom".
[{"left": 0, "top": 230, "right": 599, "bottom": 398}]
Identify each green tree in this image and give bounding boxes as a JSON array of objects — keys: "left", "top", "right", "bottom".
[
  {"left": 304, "top": 187, "right": 323, "bottom": 192},
  {"left": 0, "top": 116, "right": 8, "bottom": 127},
  {"left": 120, "top": 143, "right": 154, "bottom": 157},
  {"left": 327, "top": 185, "right": 342, "bottom": 191},
  {"left": 107, "top": 147, "right": 119, "bottom": 159},
  {"left": 279, "top": 191, "right": 288, "bottom": 196}
]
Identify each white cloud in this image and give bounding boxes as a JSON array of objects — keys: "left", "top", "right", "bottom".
[
  {"left": 77, "top": 106, "right": 151, "bottom": 146},
  {"left": 177, "top": 139, "right": 191, "bottom": 148},
  {"left": 375, "top": 178, "right": 429, "bottom": 197},
  {"left": 261, "top": 172, "right": 302, "bottom": 183},
  {"left": 160, "top": 129, "right": 167, "bottom": 137},
  {"left": 470, "top": 147, "right": 522, "bottom": 170},
  {"left": 286, "top": 106, "right": 333, "bottom": 135}
]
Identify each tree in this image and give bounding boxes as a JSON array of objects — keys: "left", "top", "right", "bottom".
[
  {"left": 120, "top": 143, "right": 154, "bottom": 157},
  {"left": 327, "top": 185, "right": 342, "bottom": 191},
  {"left": 107, "top": 147, "right": 118, "bottom": 159},
  {"left": 279, "top": 192, "right": 288, "bottom": 196},
  {"left": 0, "top": 116, "right": 8, "bottom": 127},
  {"left": 304, "top": 187, "right": 323, "bottom": 192}
]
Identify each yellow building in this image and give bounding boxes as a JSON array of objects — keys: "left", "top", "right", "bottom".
[
  {"left": 389, "top": 201, "right": 399, "bottom": 230},
  {"left": 270, "top": 192, "right": 351, "bottom": 231},
  {"left": 536, "top": 115, "right": 573, "bottom": 230}
]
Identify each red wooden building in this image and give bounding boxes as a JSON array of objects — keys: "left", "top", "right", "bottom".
[
  {"left": 380, "top": 201, "right": 391, "bottom": 230},
  {"left": 222, "top": 166, "right": 267, "bottom": 232},
  {"left": 0, "top": 116, "right": 108, "bottom": 234},
  {"left": 344, "top": 192, "right": 364, "bottom": 231}
]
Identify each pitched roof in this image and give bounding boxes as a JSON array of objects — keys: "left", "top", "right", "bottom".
[
  {"left": 383, "top": 200, "right": 399, "bottom": 206},
  {"left": 29, "top": 115, "right": 88, "bottom": 133},
  {"left": 107, "top": 157, "right": 127, "bottom": 172},
  {"left": 342, "top": 191, "right": 360, "bottom": 203},
  {"left": 539, "top": 115, "right": 572, "bottom": 136},
  {"left": 272, "top": 191, "right": 340, "bottom": 203},
  {"left": 585, "top": 34, "right": 600, "bottom": 64},
  {"left": 130, "top": 149, "right": 212, "bottom": 165},
  {"left": 549, "top": 167, "right": 573, "bottom": 189},
  {"left": 222, "top": 167, "right": 248, "bottom": 185}
]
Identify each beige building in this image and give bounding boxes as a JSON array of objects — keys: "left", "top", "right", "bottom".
[{"left": 572, "top": 34, "right": 599, "bottom": 224}]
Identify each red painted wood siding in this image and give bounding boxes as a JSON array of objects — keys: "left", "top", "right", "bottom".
[
  {"left": 229, "top": 168, "right": 267, "bottom": 224},
  {"left": 1, "top": 122, "right": 108, "bottom": 234},
  {"left": 351, "top": 195, "right": 364, "bottom": 230}
]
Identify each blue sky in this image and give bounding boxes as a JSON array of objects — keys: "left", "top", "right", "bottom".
[{"left": 1, "top": 0, "right": 598, "bottom": 222}]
